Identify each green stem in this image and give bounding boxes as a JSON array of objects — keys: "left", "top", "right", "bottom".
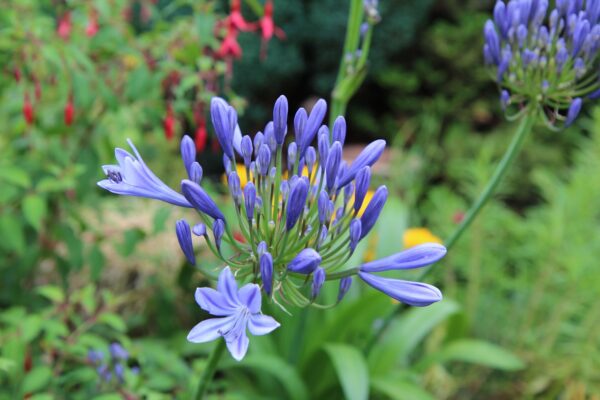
[
  {"left": 444, "top": 107, "right": 537, "bottom": 251},
  {"left": 194, "top": 339, "right": 227, "bottom": 400},
  {"left": 363, "top": 108, "right": 538, "bottom": 356}
]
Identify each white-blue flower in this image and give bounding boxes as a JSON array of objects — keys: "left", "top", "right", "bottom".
[{"left": 187, "top": 267, "right": 280, "bottom": 361}]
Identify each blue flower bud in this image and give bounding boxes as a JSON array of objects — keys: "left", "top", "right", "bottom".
[
  {"left": 190, "top": 162, "right": 203, "bottom": 184},
  {"left": 228, "top": 172, "right": 241, "bottom": 202},
  {"left": 213, "top": 219, "right": 225, "bottom": 250},
  {"left": 244, "top": 182, "right": 256, "bottom": 221},
  {"left": 332, "top": 116, "right": 346, "bottom": 145},
  {"left": 318, "top": 190, "right": 329, "bottom": 224},
  {"left": 192, "top": 223, "right": 206, "bottom": 236},
  {"left": 253, "top": 132, "right": 264, "bottom": 156},
  {"left": 287, "top": 141, "right": 297, "bottom": 172},
  {"left": 88, "top": 349, "right": 104, "bottom": 364},
  {"left": 565, "top": 97, "right": 582, "bottom": 126},
  {"left": 494, "top": 1, "right": 508, "bottom": 38},
  {"left": 354, "top": 166, "right": 371, "bottom": 213},
  {"left": 484, "top": 20, "right": 501, "bottom": 64},
  {"left": 318, "top": 225, "right": 328, "bottom": 247},
  {"left": 344, "top": 182, "right": 354, "bottom": 207},
  {"left": 337, "top": 276, "right": 352, "bottom": 302},
  {"left": 338, "top": 139, "right": 385, "bottom": 188},
  {"left": 326, "top": 142, "right": 342, "bottom": 192},
  {"left": 210, "top": 97, "right": 235, "bottom": 159},
  {"left": 349, "top": 218, "right": 362, "bottom": 252},
  {"left": 181, "top": 179, "right": 225, "bottom": 221},
  {"left": 359, "top": 185, "right": 388, "bottom": 239},
  {"left": 109, "top": 343, "right": 128, "bottom": 360},
  {"left": 223, "top": 154, "right": 232, "bottom": 174},
  {"left": 298, "top": 99, "right": 327, "bottom": 158},
  {"left": 114, "top": 363, "right": 125, "bottom": 382},
  {"left": 516, "top": 24, "right": 527, "bottom": 47},
  {"left": 260, "top": 252, "right": 274, "bottom": 295},
  {"left": 181, "top": 135, "right": 196, "bottom": 178},
  {"left": 273, "top": 95, "right": 288, "bottom": 145},
  {"left": 257, "top": 144, "right": 271, "bottom": 176},
  {"left": 311, "top": 267, "right": 326, "bottom": 299},
  {"left": 269, "top": 166, "right": 277, "bottom": 180},
  {"left": 305, "top": 146, "right": 317, "bottom": 174},
  {"left": 176, "top": 219, "right": 195, "bottom": 265},
  {"left": 318, "top": 129, "right": 330, "bottom": 166},
  {"left": 286, "top": 177, "right": 309, "bottom": 230},
  {"left": 241, "top": 135, "right": 253, "bottom": 166},
  {"left": 360, "top": 243, "right": 447, "bottom": 272},
  {"left": 264, "top": 122, "right": 277, "bottom": 152},
  {"left": 287, "top": 248, "right": 322, "bottom": 274},
  {"left": 257, "top": 241, "right": 268, "bottom": 256},
  {"left": 294, "top": 108, "right": 307, "bottom": 145}
]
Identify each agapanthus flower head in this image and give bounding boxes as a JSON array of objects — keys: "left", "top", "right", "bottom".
[
  {"left": 99, "top": 95, "right": 446, "bottom": 360},
  {"left": 484, "top": 0, "right": 599, "bottom": 126}
]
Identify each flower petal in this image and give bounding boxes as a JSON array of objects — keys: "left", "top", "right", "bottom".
[
  {"left": 187, "top": 316, "right": 235, "bottom": 343},
  {"left": 238, "top": 284, "right": 261, "bottom": 313},
  {"left": 194, "top": 287, "right": 238, "bottom": 316},
  {"left": 360, "top": 243, "right": 447, "bottom": 272},
  {"left": 225, "top": 329, "right": 249, "bottom": 361},
  {"left": 358, "top": 272, "right": 442, "bottom": 307},
  {"left": 248, "top": 314, "right": 280, "bottom": 336},
  {"left": 217, "top": 267, "right": 241, "bottom": 307}
]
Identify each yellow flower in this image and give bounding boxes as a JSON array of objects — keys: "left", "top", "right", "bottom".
[
  {"left": 223, "top": 164, "right": 253, "bottom": 188},
  {"left": 403, "top": 228, "right": 443, "bottom": 249}
]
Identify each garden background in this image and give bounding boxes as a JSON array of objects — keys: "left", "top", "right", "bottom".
[{"left": 1, "top": 0, "right": 599, "bottom": 399}]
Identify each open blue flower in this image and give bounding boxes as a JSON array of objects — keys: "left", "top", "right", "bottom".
[
  {"left": 98, "top": 139, "right": 191, "bottom": 207},
  {"left": 187, "top": 267, "right": 280, "bottom": 361}
]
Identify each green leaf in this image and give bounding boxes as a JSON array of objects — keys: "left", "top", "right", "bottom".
[
  {"left": 0, "top": 166, "right": 31, "bottom": 188},
  {"left": 21, "top": 366, "right": 52, "bottom": 394},
  {"left": 0, "top": 358, "right": 16, "bottom": 373},
  {"left": 36, "top": 286, "right": 64, "bottom": 303},
  {"left": 23, "top": 194, "right": 47, "bottom": 231},
  {"left": 88, "top": 245, "right": 105, "bottom": 281},
  {"left": 0, "top": 213, "right": 25, "bottom": 254},
  {"left": 371, "top": 377, "right": 436, "bottom": 400},
  {"left": 97, "top": 313, "right": 127, "bottom": 332},
  {"left": 29, "top": 394, "right": 53, "bottom": 400},
  {"left": 224, "top": 355, "right": 309, "bottom": 400},
  {"left": 418, "top": 339, "right": 525, "bottom": 371},
  {"left": 369, "top": 299, "right": 460, "bottom": 374},
  {"left": 323, "top": 344, "right": 369, "bottom": 400}
]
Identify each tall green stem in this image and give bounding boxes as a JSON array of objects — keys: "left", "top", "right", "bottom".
[
  {"left": 443, "top": 108, "right": 537, "bottom": 251},
  {"left": 194, "top": 339, "right": 226, "bottom": 400},
  {"left": 363, "top": 108, "right": 538, "bottom": 356}
]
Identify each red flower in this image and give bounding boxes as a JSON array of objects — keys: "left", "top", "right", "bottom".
[
  {"left": 216, "top": 23, "right": 242, "bottom": 59},
  {"left": 163, "top": 103, "right": 175, "bottom": 140},
  {"left": 13, "top": 67, "right": 21, "bottom": 83},
  {"left": 23, "top": 92, "right": 34, "bottom": 125},
  {"left": 229, "top": 0, "right": 255, "bottom": 31},
  {"left": 258, "top": 0, "right": 285, "bottom": 59},
  {"left": 195, "top": 124, "right": 207, "bottom": 152},
  {"left": 57, "top": 12, "right": 72, "bottom": 40},
  {"left": 64, "top": 94, "right": 74, "bottom": 126},
  {"left": 85, "top": 10, "right": 99, "bottom": 37}
]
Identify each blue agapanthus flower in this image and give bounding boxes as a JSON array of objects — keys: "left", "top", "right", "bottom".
[
  {"left": 484, "top": 0, "right": 599, "bottom": 126},
  {"left": 188, "top": 267, "right": 280, "bottom": 361},
  {"left": 99, "top": 95, "right": 446, "bottom": 360}
]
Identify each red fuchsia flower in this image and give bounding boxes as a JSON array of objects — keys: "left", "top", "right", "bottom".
[
  {"left": 259, "top": 0, "right": 285, "bottom": 59},
  {"left": 229, "top": 0, "right": 256, "bottom": 31},
  {"left": 64, "top": 93, "right": 74, "bottom": 126},
  {"left": 57, "top": 12, "right": 72, "bottom": 40},
  {"left": 163, "top": 103, "right": 175, "bottom": 140},
  {"left": 216, "top": 22, "right": 243, "bottom": 59},
  {"left": 85, "top": 9, "right": 99, "bottom": 37},
  {"left": 195, "top": 123, "right": 207, "bottom": 152},
  {"left": 23, "top": 92, "right": 34, "bottom": 125}
]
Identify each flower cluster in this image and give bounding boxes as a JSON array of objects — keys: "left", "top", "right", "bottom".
[
  {"left": 88, "top": 343, "right": 137, "bottom": 384},
  {"left": 98, "top": 95, "right": 446, "bottom": 359},
  {"left": 484, "top": 0, "right": 599, "bottom": 126}
]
